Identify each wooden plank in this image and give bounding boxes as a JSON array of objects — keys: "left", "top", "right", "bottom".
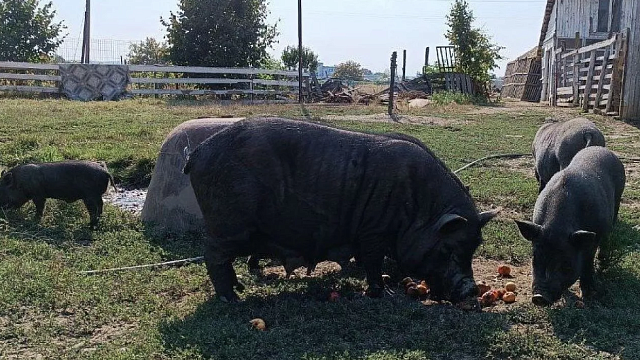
[
  {"left": 560, "top": 36, "right": 618, "bottom": 59},
  {"left": 594, "top": 47, "right": 611, "bottom": 109},
  {"left": 0, "top": 85, "right": 59, "bottom": 93},
  {"left": 128, "top": 64, "right": 308, "bottom": 77},
  {"left": 130, "top": 88, "right": 293, "bottom": 96},
  {"left": 572, "top": 53, "right": 580, "bottom": 106},
  {"left": 0, "top": 73, "right": 61, "bottom": 81},
  {"left": 0, "top": 61, "right": 59, "bottom": 70},
  {"left": 252, "top": 79, "right": 300, "bottom": 87},
  {"left": 130, "top": 78, "right": 252, "bottom": 84},
  {"left": 557, "top": 87, "right": 573, "bottom": 95},
  {"left": 582, "top": 50, "right": 597, "bottom": 111}
]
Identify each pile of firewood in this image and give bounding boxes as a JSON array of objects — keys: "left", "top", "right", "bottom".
[{"left": 316, "top": 79, "right": 375, "bottom": 104}]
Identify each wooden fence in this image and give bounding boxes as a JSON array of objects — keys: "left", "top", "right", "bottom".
[
  {"left": 0, "top": 61, "right": 309, "bottom": 100},
  {"left": 552, "top": 32, "right": 627, "bottom": 115}
]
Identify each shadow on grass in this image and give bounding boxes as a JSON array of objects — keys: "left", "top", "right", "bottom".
[
  {"left": 0, "top": 203, "right": 95, "bottom": 247},
  {"left": 158, "top": 271, "right": 509, "bottom": 359},
  {"left": 546, "top": 220, "right": 640, "bottom": 358}
]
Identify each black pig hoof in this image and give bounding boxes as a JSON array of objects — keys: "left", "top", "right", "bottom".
[
  {"left": 532, "top": 294, "right": 551, "bottom": 306},
  {"left": 219, "top": 293, "right": 240, "bottom": 303},
  {"left": 365, "top": 286, "right": 384, "bottom": 298}
]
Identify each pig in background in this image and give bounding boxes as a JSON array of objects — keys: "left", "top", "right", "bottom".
[
  {"left": 515, "top": 146, "right": 625, "bottom": 306},
  {"left": 0, "top": 160, "right": 118, "bottom": 228},
  {"left": 532, "top": 118, "right": 606, "bottom": 192}
]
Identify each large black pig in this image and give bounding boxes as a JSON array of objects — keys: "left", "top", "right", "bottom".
[
  {"left": 183, "top": 118, "right": 499, "bottom": 306},
  {"left": 515, "top": 146, "right": 625, "bottom": 306},
  {"left": 0, "top": 161, "right": 117, "bottom": 228}
]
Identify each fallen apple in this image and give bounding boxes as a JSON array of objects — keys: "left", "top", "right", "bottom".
[
  {"left": 502, "top": 291, "right": 516, "bottom": 303},
  {"left": 249, "top": 318, "right": 266, "bottom": 331},
  {"left": 477, "top": 281, "right": 491, "bottom": 295},
  {"left": 480, "top": 290, "right": 497, "bottom": 306},
  {"left": 406, "top": 286, "right": 419, "bottom": 297},
  {"left": 505, "top": 282, "right": 516, "bottom": 292},
  {"left": 497, "top": 265, "right": 511, "bottom": 276},
  {"left": 416, "top": 284, "right": 428, "bottom": 295},
  {"left": 401, "top": 277, "right": 414, "bottom": 286}
]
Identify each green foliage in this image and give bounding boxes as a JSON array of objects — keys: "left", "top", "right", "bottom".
[
  {"left": 445, "top": 0, "right": 503, "bottom": 92},
  {"left": 0, "top": 0, "right": 65, "bottom": 62},
  {"left": 281, "top": 45, "right": 318, "bottom": 72},
  {"left": 127, "top": 37, "right": 169, "bottom": 65},
  {"left": 333, "top": 60, "right": 365, "bottom": 81},
  {"left": 161, "top": 0, "right": 278, "bottom": 68},
  {"left": 430, "top": 90, "right": 489, "bottom": 105}
]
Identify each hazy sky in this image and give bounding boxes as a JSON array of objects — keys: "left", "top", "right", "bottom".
[{"left": 50, "top": 0, "right": 547, "bottom": 76}]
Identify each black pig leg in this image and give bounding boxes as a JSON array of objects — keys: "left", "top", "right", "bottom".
[
  {"left": 580, "top": 253, "right": 597, "bottom": 298},
  {"left": 83, "top": 198, "right": 102, "bottom": 228},
  {"left": 32, "top": 198, "right": 45, "bottom": 222},
  {"left": 204, "top": 231, "right": 253, "bottom": 303},
  {"left": 360, "top": 239, "right": 385, "bottom": 298}
]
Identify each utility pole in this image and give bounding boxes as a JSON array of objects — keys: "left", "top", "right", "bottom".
[
  {"left": 80, "top": 0, "right": 91, "bottom": 63},
  {"left": 298, "top": 0, "right": 303, "bottom": 103}
]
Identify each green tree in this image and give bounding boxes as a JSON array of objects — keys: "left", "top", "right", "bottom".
[
  {"left": 0, "top": 0, "right": 65, "bottom": 62},
  {"left": 162, "top": 0, "right": 278, "bottom": 68},
  {"left": 445, "top": 0, "right": 503, "bottom": 93},
  {"left": 332, "top": 60, "right": 364, "bottom": 81},
  {"left": 127, "top": 37, "right": 169, "bottom": 65},
  {"left": 280, "top": 45, "right": 318, "bottom": 72}
]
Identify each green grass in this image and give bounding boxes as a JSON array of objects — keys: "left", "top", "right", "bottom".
[{"left": 0, "top": 98, "right": 639, "bottom": 359}]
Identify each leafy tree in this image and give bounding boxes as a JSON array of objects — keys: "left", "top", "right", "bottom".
[
  {"left": 162, "top": 0, "right": 278, "bottom": 68},
  {"left": 127, "top": 37, "right": 169, "bottom": 65},
  {"left": 280, "top": 45, "right": 318, "bottom": 72},
  {"left": 445, "top": 0, "right": 503, "bottom": 93},
  {"left": 0, "top": 0, "right": 65, "bottom": 62},
  {"left": 332, "top": 60, "right": 364, "bottom": 81}
]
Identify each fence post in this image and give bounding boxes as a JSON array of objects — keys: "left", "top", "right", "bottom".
[
  {"left": 402, "top": 49, "right": 407, "bottom": 81},
  {"left": 582, "top": 50, "right": 597, "bottom": 111},
  {"left": 388, "top": 51, "right": 397, "bottom": 116}
]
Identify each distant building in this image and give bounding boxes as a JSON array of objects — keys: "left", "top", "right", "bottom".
[{"left": 316, "top": 63, "right": 336, "bottom": 79}]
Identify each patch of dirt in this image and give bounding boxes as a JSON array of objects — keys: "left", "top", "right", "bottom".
[
  {"left": 323, "top": 113, "right": 467, "bottom": 126},
  {"left": 88, "top": 322, "right": 137, "bottom": 345},
  {"left": 496, "top": 156, "right": 536, "bottom": 179}
]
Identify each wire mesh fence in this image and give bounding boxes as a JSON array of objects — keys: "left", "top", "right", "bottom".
[{"left": 55, "top": 38, "right": 137, "bottom": 64}]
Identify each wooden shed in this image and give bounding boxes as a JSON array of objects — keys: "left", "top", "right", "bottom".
[
  {"left": 501, "top": 47, "right": 542, "bottom": 102},
  {"left": 539, "top": 0, "right": 640, "bottom": 119}
]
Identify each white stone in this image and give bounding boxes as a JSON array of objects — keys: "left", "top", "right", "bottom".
[{"left": 141, "top": 118, "right": 244, "bottom": 234}]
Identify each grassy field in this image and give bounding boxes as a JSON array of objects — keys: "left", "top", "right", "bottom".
[{"left": 0, "top": 98, "right": 639, "bottom": 359}]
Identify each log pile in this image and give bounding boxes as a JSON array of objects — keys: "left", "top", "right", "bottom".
[{"left": 314, "top": 79, "right": 376, "bottom": 104}]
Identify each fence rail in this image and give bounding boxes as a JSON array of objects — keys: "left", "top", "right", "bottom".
[
  {"left": 551, "top": 32, "right": 627, "bottom": 115},
  {"left": 0, "top": 61, "right": 309, "bottom": 100}
]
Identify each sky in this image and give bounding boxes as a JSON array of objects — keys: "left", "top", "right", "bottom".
[{"left": 49, "top": 0, "right": 548, "bottom": 76}]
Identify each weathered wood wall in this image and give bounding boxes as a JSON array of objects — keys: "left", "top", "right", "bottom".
[
  {"left": 621, "top": 1, "right": 639, "bottom": 119},
  {"left": 540, "top": 0, "right": 640, "bottom": 119}
]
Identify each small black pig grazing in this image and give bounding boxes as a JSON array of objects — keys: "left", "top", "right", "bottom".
[
  {"left": 0, "top": 161, "right": 117, "bottom": 228},
  {"left": 515, "top": 146, "right": 625, "bottom": 306},
  {"left": 532, "top": 117, "right": 605, "bottom": 192}
]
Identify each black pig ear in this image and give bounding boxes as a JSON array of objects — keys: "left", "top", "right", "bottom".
[
  {"left": 478, "top": 207, "right": 501, "bottom": 228},
  {"left": 1, "top": 171, "right": 12, "bottom": 186},
  {"left": 570, "top": 230, "right": 597, "bottom": 248},
  {"left": 435, "top": 213, "right": 468, "bottom": 235},
  {"left": 514, "top": 220, "right": 542, "bottom": 242}
]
